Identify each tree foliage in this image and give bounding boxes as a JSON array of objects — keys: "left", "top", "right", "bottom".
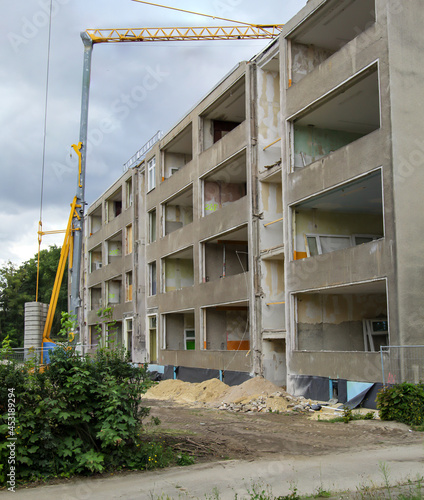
[
  {"left": 0, "top": 345, "right": 163, "bottom": 485},
  {"left": 0, "top": 245, "right": 68, "bottom": 347}
]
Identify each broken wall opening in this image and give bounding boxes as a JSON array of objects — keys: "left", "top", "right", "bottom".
[
  {"left": 105, "top": 232, "right": 122, "bottom": 264},
  {"left": 89, "top": 205, "right": 102, "bottom": 235},
  {"left": 290, "top": 65, "right": 380, "bottom": 170},
  {"left": 202, "top": 226, "right": 248, "bottom": 282},
  {"left": 203, "top": 303, "right": 249, "bottom": 351},
  {"left": 295, "top": 281, "right": 388, "bottom": 352},
  {"left": 203, "top": 151, "right": 247, "bottom": 216},
  {"left": 261, "top": 256, "right": 285, "bottom": 331},
  {"left": 163, "top": 311, "right": 195, "bottom": 351},
  {"left": 90, "top": 286, "right": 102, "bottom": 311},
  {"left": 262, "top": 338, "right": 286, "bottom": 387},
  {"left": 163, "top": 123, "right": 193, "bottom": 179},
  {"left": 106, "top": 188, "right": 122, "bottom": 222},
  {"left": 288, "top": 0, "right": 376, "bottom": 85},
  {"left": 89, "top": 244, "right": 102, "bottom": 272},
  {"left": 106, "top": 278, "right": 122, "bottom": 306},
  {"left": 163, "top": 186, "right": 193, "bottom": 236},
  {"left": 162, "top": 247, "right": 194, "bottom": 292},
  {"left": 202, "top": 77, "right": 246, "bottom": 151},
  {"left": 292, "top": 170, "right": 384, "bottom": 260}
]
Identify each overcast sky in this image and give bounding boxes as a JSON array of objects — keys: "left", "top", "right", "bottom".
[{"left": 1, "top": 0, "right": 306, "bottom": 266}]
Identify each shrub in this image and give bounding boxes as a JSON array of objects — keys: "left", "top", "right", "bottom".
[
  {"left": 376, "top": 382, "right": 424, "bottom": 426},
  {"left": 0, "top": 345, "right": 163, "bottom": 485}
]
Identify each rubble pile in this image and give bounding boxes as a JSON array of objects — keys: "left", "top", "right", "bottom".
[{"left": 216, "top": 393, "right": 316, "bottom": 414}]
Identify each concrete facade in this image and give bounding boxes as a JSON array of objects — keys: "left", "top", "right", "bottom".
[{"left": 82, "top": 0, "right": 424, "bottom": 398}]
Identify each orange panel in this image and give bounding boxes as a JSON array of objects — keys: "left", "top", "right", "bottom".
[
  {"left": 227, "top": 340, "right": 250, "bottom": 351},
  {"left": 293, "top": 251, "right": 307, "bottom": 260}
]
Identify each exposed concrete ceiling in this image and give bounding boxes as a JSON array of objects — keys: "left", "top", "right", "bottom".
[
  {"left": 166, "top": 246, "right": 193, "bottom": 260},
  {"left": 166, "top": 186, "right": 193, "bottom": 207},
  {"left": 207, "top": 225, "right": 248, "bottom": 245},
  {"left": 295, "top": 170, "right": 382, "bottom": 214},
  {"left": 289, "top": 0, "right": 376, "bottom": 52},
  {"left": 294, "top": 68, "right": 380, "bottom": 134},
  {"left": 205, "top": 151, "right": 247, "bottom": 183},
  {"left": 163, "top": 123, "right": 193, "bottom": 155},
  {"left": 201, "top": 77, "right": 246, "bottom": 122}
]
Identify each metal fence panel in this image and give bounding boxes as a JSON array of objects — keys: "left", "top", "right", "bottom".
[
  {"left": 1, "top": 345, "right": 98, "bottom": 366},
  {"left": 381, "top": 345, "right": 424, "bottom": 385}
]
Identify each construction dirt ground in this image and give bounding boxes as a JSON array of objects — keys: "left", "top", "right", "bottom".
[{"left": 142, "top": 377, "right": 422, "bottom": 462}]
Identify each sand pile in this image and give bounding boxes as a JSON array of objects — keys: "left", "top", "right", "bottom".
[
  {"left": 143, "top": 376, "right": 316, "bottom": 414},
  {"left": 144, "top": 377, "right": 229, "bottom": 404}
]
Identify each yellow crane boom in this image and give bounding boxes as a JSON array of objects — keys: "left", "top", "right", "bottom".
[{"left": 86, "top": 25, "right": 283, "bottom": 43}]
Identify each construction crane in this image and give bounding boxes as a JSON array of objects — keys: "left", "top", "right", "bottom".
[{"left": 40, "top": 7, "right": 283, "bottom": 362}]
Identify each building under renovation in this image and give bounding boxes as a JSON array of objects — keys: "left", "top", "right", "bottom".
[{"left": 81, "top": 0, "right": 424, "bottom": 402}]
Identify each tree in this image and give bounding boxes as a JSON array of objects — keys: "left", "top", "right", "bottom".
[{"left": 0, "top": 246, "right": 68, "bottom": 347}]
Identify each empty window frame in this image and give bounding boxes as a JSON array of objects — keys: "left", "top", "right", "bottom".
[
  {"left": 162, "top": 123, "right": 193, "bottom": 179},
  {"left": 105, "top": 232, "right": 122, "bottom": 264},
  {"left": 292, "top": 170, "right": 384, "bottom": 260},
  {"left": 106, "top": 188, "right": 122, "bottom": 222},
  {"left": 202, "top": 152, "right": 247, "bottom": 216},
  {"left": 89, "top": 205, "right": 102, "bottom": 235},
  {"left": 148, "top": 209, "right": 157, "bottom": 243},
  {"left": 294, "top": 281, "right": 388, "bottom": 352},
  {"left": 162, "top": 186, "right": 193, "bottom": 236},
  {"left": 125, "top": 177, "right": 133, "bottom": 209},
  {"left": 290, "top": 65, "right": 380, "bottom": 170},
  {"left": 162, "top": 247, "right": 194, "bottom": 293},
  {"left": 201, "top": 77, "right": 246, "bottom": 151},
  {"left": 148, "top": 315, "right": 158, "bottom": 362},
  {"left": 89, "top": 245, "right": 102, "bottom": 272},
  {"left": 106, "top": 278, "right": 121, "bottom": 305},
  {"left": 203, "top": 304, "right": 249, "bottom": 351},
  {"left": 163, "top": 311, "right": 194, "bottom": 351},
  {"left": 202, "top": 226, "right": 249, "bottom": 282},
  {"left": 90, "top": 286, "right": 102, "bottom": 311},
  {"left": 125, "top": 271, "right": 133, "bottom": 302},
  {"left": 147, "top": 157, "right": 156, "bottom": 192},
  {"left": 124, "top": 317, "right": 133, "bottom": 359},
  {"left": 287, "top": 0, "right": 376, "bottom": 85},
  {"left": 148, "top": 261, "right": 157, "bottom": 296},
  {"left": 125, "top": 224, "right": 133, "bottom": 255}
]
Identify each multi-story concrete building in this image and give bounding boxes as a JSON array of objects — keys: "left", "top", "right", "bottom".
[{"left": 82, "top": 0, "right": 424, "bottom": 402}]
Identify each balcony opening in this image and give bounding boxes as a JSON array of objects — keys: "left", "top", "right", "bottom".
[
  {"left": 203, "top": 151, "right": 247, "bottom": 216},
  {"left": 201, "top": 77, "right": 246, "bottom": 151},
  {"left": 163, "top": 311, "right": 195, "bottom": 351},
  {"left": 125, "top": 224, "right": 133, "bottom": 255},
  {"left": 89, "top": 244, "right": 102, "bottom": 273},
  {"left": 292, "top": 170, "right": 383, "bottom": 260},
  {"left": 105, "top": 232, "right": 122, "bottom": 264},
  {"left": 162, "top": 123, "right": 193, "bottom": 179},
  {"left": 125, "top": 271, "right": 133, "bottom": 302},
  {"left": 288, "top": 0, "right": 376, "bottom": 85},
  {"left": 148, "top": 209, "right": 156, "bottom": 243},
  {"left": 163, "top": 186, "right": 193, "bottom": 236},
  {"left": 290, "top": 65, "right": 380, "bottom": 170},
  {"left": 89, "top": 205, "right": 102, "bottom": 236},
  {"left": 202, "top": 226, "right": 248, "bottom": 282},
  {"left": 203, "top": 302, "right": 249, "bottom": 351},
  {"left": 162, "top": 247, "right": 194, "bottom": 293},
  {"left": 106, "top": 278, "right": 122, "bottom": 306},
  {"left": 295, "top": 280, "right": 388, "bottom": 352},
  {"left": 106, "top": 188, "right": 122, "bottom": 222},
  {"left": 148, "top": 261, "right": 157, "bottom": 296},
  {"left": 90, "top": 285, "right": 102, "bottom": 311},
  {"left": 125, "top": 177, "right": 133, "bottom": 209}
]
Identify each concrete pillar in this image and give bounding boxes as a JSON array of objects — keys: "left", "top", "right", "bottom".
[{"left": 24, "top": 302, "right": 49, "bottom": 350}]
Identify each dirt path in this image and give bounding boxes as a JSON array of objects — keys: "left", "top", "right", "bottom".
[{"left": 147, "top": 398, "right": 422, "bottom": 462}]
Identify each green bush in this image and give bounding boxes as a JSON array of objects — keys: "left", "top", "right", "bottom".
[
  {"left": 0, "top": 345, "right": 169, "bottom": 485},
  {"left": 376, "top": 382, "right": 424, "bottom": 426}
]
